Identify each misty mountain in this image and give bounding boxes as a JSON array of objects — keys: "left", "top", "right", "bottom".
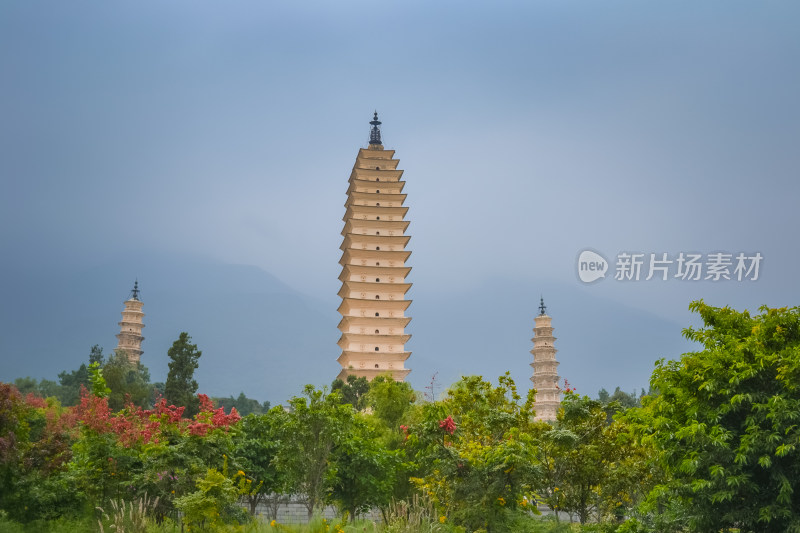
[{"left": 0, "top": 253, "right": 696, "bottom": 405}]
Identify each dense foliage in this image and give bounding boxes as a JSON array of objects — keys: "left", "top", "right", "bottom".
[
  {"left": 3, "top": 302, "right": 799, "bottom": 532},
  {"left": 625, "top": 302, "right": 800, "bottom": 532}
]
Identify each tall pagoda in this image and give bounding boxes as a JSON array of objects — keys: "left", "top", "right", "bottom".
[
  {"left": 530, "top": 297, "right": 560, "bottom": 421},
  {"left": 336, "top": 112, "right": 412, "bottom": 381},
  {"left": 115, "top": 280, "right": 145, "bottom": 364}
]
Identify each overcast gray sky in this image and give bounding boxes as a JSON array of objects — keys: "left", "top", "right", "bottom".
[{"left": 2, "top": 1, "right": 799, "bottom": 398}]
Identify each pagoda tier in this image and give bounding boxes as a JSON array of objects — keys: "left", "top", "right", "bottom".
[
  {"left": 336, "top": 115, "right": 412, "bottom": 382},
  {"left": 337, "top": 281, "right": 412, "bottom": 299},
  {"left": 115, "top": 282, "right": 145, "bottom": 364},
  {"left": 339, "top": 265, "right": 412, "bottom": 282},
  {"left": 347, "top": 191, "right": 408, "bottom": 205},
  {"left": 337, "top": 316, "right": 412, "bottom": 330},
  {"left": 337, "top": 298, "right": 411, "bottom": 315},
  {"left": 530, "top": 299, "right": 560, "bottom": 422},
  {"left": 339, "top": 249, "right": 411, "bottom": 266},
  {"left": 338, "top": 351, "right": 411, "bottom": 365},
  {"left": 342, "top": 219, "right": 410, "bottom": 236},
  {"left": 343, "top": 205, "right": 409, "bottom": 221},
  {"left": 348, "top": 178, "right": 406, "bottom": 193},
  {"left": 340, "top": 234, "right": 411, "bottom": 248}
]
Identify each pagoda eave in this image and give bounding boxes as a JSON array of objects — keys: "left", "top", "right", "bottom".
[
  {"left": 342, "top": 205, "right": 409, "bottom": 221},
  {"left": 337, "top": 333, "right": 412, "bottom": 347},
  {"left": 337, "top": 282, "right": 412, "bottom": 299},
  {"left": 342, "top": 219, "right": 410, "bottom": 236},
  {"left": 337, "top": 316, "right": 412, "bottom": 330},
  {"left": 338, "top": 351, "right": 412, "bottom": 365},
  {"left": 340, "top": 234, "right": 411, "bottom": 249},
  {"left": 347, "top": 191, "right": 408, "bottom": 204},
  {"left": 340, "top": 248, "right": 411, "bottom": 262},
  {"left": 349, "top": 178, "right": 405, "bottom": 193},
  {"left": 339, "top": 265, "right": 412, "bottom": 281},
  {"left": 337, "top": 298, "right": 412, "bottom": 314}
]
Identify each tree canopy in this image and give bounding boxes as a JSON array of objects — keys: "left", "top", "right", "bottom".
[
  {"left": 636, "top": 301, "right": 800, "bottom": 532},
  {"left": 165, "top": 332, "right": 202, "bottom": 418}
]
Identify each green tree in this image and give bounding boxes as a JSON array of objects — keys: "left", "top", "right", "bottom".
[
  {"left": 89, "top": 344, "right": 105, "bottom": 365},
  {"left": 276, "top": 385, "right": 355, "bottom": 518},
  {"left": 88, "top": 361, "right": 111, "bottom": 398},
  {"left": 331, "top": 375, "right": 370, "bottom": 410},
  {"left": 103, "top": 350, "right": 152, "bottom": 410},
  {"left": 57, "top": 363, "right": 89, "bottom": 406},
  {"left": 12, "top": 377, "right": 40, "bottom": 396},
  {"left": 233, "top": 410, "right": 288, "bottom": 517},
  {"left": 213, "top": 392, "right": 270, "bottom": 417},
  {"left": 635, "top": 302, "right": 800, "bottom": 532},
  {"left": 539, "top": 393, "right": 625, "bottom": 524},
  {"left": 368, "top": 375, "right": 415, "bottom": 431},
  {"left": 164, "top": 332, "right": 201, "bottom": 418},
  {"left": 407, "top": 374, "right": 542, "bottom": 531},
  {"left": 330, "top": 416, "right": 399, "bottom": 519}
]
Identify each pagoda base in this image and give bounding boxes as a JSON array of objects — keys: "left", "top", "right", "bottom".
[{"left": 336, "top": 367, "right": 411, "bottom": 382}]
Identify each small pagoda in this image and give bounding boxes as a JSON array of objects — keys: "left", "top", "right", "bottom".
[
  {"left": 115, "top": 280, "right": 145, "bottom": 364},
  {"left": 336, "top": 112, "right": 412, "bottom": 381},
  {"left": 530, "top": 297, "right": 560, "bottom": 421}
]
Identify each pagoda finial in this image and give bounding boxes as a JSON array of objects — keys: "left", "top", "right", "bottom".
[
  {"left": 369, "top": 111, "right": 382, "bottom": 145},
  {"left": 130, "top": 279, "right": 140, "bottom": 301},
  {"left": 539, "top": 295, "right": 547, "bottom": 316}
]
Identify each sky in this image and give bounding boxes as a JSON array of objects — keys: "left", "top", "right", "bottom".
[{"left": 2, "top": 1, "right": 799, "bottom": 401}]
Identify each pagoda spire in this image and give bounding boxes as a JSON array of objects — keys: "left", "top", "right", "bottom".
[
  {"left": 336, "top": 117, "right": 412, "bottom": 381},
  {"left": 116, "top": 280, "right": 145, "bottom": 364},
  {"left": 530, "top": 298, "right": 560, "bottom": 422},
  {"left": 130, "top": 279, "right": 140, "bottom": 301},
  {"left": 368, "top": 111, "right": 382, "bottom": 147}
]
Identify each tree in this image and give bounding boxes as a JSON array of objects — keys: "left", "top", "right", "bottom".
[
  {"left": 368, "top": 375, "right": 415, "bottom": 431},
  {"left": 531, "top": 392, "right": 653, "bottom": 526},
  {"left": 88, "top": 361, "right": 111, "bottom": 398},
  {"left": 276, "top": 385, "right": 355, "bottom": 518},
  {"left": 331, "top": 375, "right": 370, "bottom": 410},
  {"left": 89, "top": 344, "right": 105, "bottom": 365},
  {"left": 330, "top": 416, "right": 399, "bottom": 520},
  {"left": 57, "top": 363, "right": 89, "bottom": 406},
  {"left": 639, "top": 302, "right": 800, "bottom": 532},
  {"left": 407, "top": 374, "right": 542, "bottom": 531},
  {"left": 233, "top": 410, "right": 289, "bottom": 517},
  {"left": 213, "top": 392, "right": 270, "bottom": 417},
  {"left": 164, "top": 332, "right": 202, "bottom": 418},
  {"left": 103, "top": 349, "right": 152, "bottom": 410}
]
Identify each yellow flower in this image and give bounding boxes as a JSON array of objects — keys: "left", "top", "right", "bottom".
[
  {"left": 171, "top": 490, "right": 175, "bottom": 494},
  {"left": 497, "top": 497, "right": 506, "bottom": 506},
  {"left": 270, "top": 520, "right": 277, "bottom": 527},
  {"left": 439, "top": 516, "right": 446, "bottom": 523},
  {"left": 237, "top": 470, "right": 245, "bottom": 476}
]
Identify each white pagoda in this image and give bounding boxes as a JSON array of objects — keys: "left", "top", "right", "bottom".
[
  {"left": 336, "top": 113, "right": 412, "bottom": 381},
  {"left": 531, "top": 297, "right": 560, "bottom": 421},
  {"left": 115, "top": 280, "right": 145, "bottom": 364}
]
